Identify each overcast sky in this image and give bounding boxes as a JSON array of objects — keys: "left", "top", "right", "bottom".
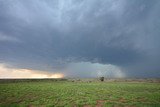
[{"left": 0, "top": 0, "right": 160, "bottom": 78}]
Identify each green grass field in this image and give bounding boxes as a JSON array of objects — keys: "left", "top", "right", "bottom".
[{"left": 0, "top": 80, "right": 160, "bottom": 107}]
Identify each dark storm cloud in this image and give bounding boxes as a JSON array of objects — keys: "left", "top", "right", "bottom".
[{"left": 0, "top": 0, "right": 160, "bottom": 77}]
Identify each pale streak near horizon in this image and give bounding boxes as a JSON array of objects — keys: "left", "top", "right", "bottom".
[{"left": 0, "top": 64, "right": 64, "bottom": 79}]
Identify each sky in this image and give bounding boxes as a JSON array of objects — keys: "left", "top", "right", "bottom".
[{"left": 0, "top": 0, "right": 160, "bottom": 78}]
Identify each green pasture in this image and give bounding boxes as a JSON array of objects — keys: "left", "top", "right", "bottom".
[{"left": 0, "top": 80, "right": 160, "bottom": 107}]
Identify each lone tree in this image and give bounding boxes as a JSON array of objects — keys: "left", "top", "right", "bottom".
[{"left": 100, "top": 77, "right": 104, "bottom": 82}]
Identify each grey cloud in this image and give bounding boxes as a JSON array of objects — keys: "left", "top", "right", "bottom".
[{"left": 0, "top": 0, "right": 160, "bottom": 77}]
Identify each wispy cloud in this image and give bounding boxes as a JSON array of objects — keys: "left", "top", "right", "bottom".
[{"left": 0, "top": 32, "right": 20, "bottom": 42}]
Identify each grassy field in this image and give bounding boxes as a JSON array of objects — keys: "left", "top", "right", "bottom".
[{"left": 0, "top": 79, "right": 160, "bottom": 107}]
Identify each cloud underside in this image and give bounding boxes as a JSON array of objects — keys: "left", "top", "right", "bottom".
[
  {"left": 0, "top": 63, "right": 125, "bottom": 78},
  {"left": 0, "top": 0, "right": 160, "bottom": 78}
]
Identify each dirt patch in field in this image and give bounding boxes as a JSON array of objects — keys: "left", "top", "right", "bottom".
[
  {"left": 96, "top": 100, "right": 105, "bottom": 107},
  {"left": 83, "top": 100, "right": 105, "bottom": 107},
  {"left": 28, "top": 105, "right": 45, "bottom": 107},
  {"left": 28, "top": 105, "right": 35, "bottom": 107},
  {"left": 118, "top": 97, "right": 127, "bottom": 103},
  {"left": 83, "top": 105, "right": 92, "bottom": 107}
]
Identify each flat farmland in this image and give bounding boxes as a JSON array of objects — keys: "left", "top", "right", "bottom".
[{"left": 0, "top": 79, "right": 160, "bottom": 107}]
